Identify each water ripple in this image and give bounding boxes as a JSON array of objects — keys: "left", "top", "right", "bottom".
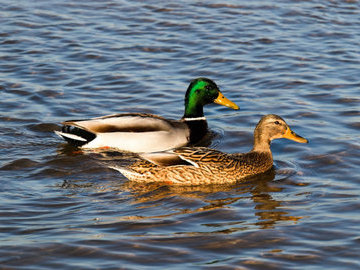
[{"left": 1, "top": 0, "right": 360, "bottom": 268}]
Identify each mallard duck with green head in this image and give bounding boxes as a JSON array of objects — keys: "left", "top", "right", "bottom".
[
  {"left": 55, "top": 78, "right": 239, "bottom": 152},
  {"left": 112, "top": 114, "right": 308, "bottom": 185}
]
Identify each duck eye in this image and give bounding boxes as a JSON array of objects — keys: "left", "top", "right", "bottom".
[
  {"left": 205, "top": 85, "right": 212, "bottom": 90},
  {"left": 274, "top": 121, "right": 280, "bottom": 125}
]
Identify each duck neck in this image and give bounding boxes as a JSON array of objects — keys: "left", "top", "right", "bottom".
[
  {"left": 251, "top": 129, "right": 272, "bottom": 153},
  {"left": 183, "top": 98, "right": 205, "bottom": 119},
  {"left": 182, "top": 99, "right": 208, "bottom": 142},
  {"left": 250, "top": 136, "right": 274, "bottom": 174}
]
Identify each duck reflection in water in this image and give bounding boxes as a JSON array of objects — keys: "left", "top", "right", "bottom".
[{"left": 60, "top": 165, "right": 304, "bottom": 230}]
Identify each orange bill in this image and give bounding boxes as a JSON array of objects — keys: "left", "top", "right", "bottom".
[
  {"left": 214, "top": 91, "right": 239, "bottom": 110},
  {"left": 283, "top": 127, "right": 308, "bottom": 143}
]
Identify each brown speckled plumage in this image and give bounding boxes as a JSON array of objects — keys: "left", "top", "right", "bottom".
[{"left": 114, "top": 114, "right": 308, "bottom": 185}]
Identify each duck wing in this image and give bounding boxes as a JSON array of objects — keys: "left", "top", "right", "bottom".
[
  {"left": 140, "top": 147, "right": 229, "bottom": 168},
  {"left": 62, "top": 113, "right": 177, "bottom": 133},
  {"left": 173, "top": 147, "right": 229, "bottom": 165},
  {"left": 140, "top": 152, "right": 196, "bottom": 167},
  {"left": 55, "top": 113, "right": 190, "bottom": 152}
]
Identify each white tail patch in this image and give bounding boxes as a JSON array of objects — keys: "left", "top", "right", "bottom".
[{"left": 54, "top": 131, "right": 87, "bottom": 142}]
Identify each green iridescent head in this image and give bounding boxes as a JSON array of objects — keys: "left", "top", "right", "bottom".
[{"left": 183, "top": 78, "right": 239, "bottom": 118}]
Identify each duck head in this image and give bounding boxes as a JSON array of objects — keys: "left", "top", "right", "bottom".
[
  {"left": 253, "top": 114, "right": 308, "bottom": 152},
  {"left": 183, "top": 78, "right": 239, "bottom": 118}
]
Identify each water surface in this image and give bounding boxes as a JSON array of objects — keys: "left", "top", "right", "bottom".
[{"left": 1, "top": 0, "right": 360, "bottom": 269}]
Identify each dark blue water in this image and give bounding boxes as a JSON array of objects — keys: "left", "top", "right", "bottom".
[{"left": 1, "top": 0, "right": 359, "bottom": 269}]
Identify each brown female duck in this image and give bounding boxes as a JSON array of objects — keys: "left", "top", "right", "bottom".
[{"left": 112, "top": 114, "right": 308, "bottom": 185}]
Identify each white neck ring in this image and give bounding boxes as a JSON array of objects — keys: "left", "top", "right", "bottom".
[{"left": 183, "top": 116, "right": 206, "bottom": 121}]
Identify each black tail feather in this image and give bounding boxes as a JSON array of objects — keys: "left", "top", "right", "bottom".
[{"left": 61, "top": 125, "right": 96, "bottom": 147}]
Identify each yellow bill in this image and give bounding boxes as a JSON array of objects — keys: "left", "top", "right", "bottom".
[
  {"left": 283, "top": 127, "right": 308, "bottom": 143},
  {"left": 214, "top": 91, "right": 239, "bottom": 110}
]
